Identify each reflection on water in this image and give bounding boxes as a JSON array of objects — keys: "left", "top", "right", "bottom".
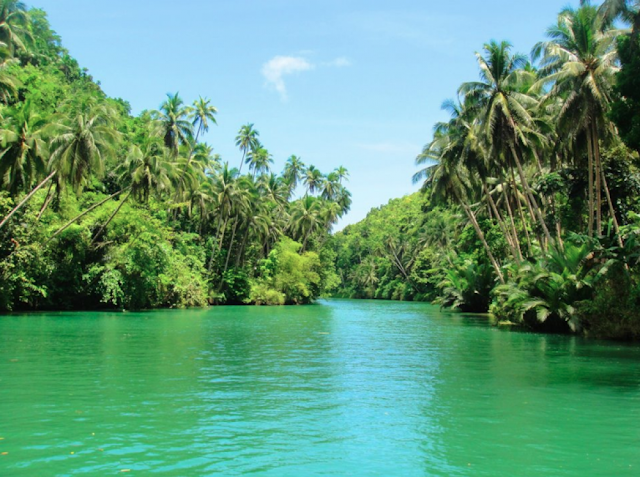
[{"left": 0, "top": 300, "right": 639, "bottom": 476}]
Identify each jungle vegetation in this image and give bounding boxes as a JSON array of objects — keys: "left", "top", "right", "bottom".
[
  {"left": 333, "top": 0, "right": 640, "bottom": 340},
  {"left": 0, "top": 1, "right": 349, "bottom": 310}
]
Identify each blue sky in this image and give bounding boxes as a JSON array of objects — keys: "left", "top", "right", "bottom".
[{"left": 30, "top": 0, "right": 577, "bottom": 229}]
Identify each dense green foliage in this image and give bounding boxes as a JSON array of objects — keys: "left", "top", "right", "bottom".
[
  {"left": 0, "top": 3, "right": 350, "bottom": 311},
  {"left": 335, "top": 1, "right": 640, "bottom": 340}
]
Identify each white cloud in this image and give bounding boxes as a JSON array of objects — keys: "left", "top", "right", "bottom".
[
  {"left": 261, "top": 56, "right": 314, "bottom": 100},
  {"left": 261, "top": 55, "right": 351, "bottom": 100},
  {"left": 326, "top": 57, "right": 351, "bottom": 67}
]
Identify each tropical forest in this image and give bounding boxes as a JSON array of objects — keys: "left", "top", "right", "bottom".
[
  {"left": 1, "top": 1, "right": 640, "bottom": 341},
  {"left": 2, "top": 1, "right": 640, "bottom": 475},
  {"left": 0, "top": 4, "right": 351, "bottom": 310},
  {"left": 334, "top": 1, "right": 640, "bottom": 340}
]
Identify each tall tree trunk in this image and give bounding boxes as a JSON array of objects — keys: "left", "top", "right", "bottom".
[
  {"left": 223, "top": 216, "right": 240, "bottom": 275},
  {"left": 36, "top": 179, "right": 55, "bottom": 221},
  {"left": 0, "top": 170, "right": 57, "bottom": 231},
  {"left": 236, "top": 224, "right": 251, "bottom": 268},
  {"left": 91, "top": 190, "right": 132, "bottom": 245},
  {"left": 459, "top": 201, "right": 505, "bottom": 284},
  {"left": 600, "top": 167, "right": 624, "bottom": 249},
  {"left": 501, "top": 182, "right": 524, "bottom": 259},
  {"left": 586, "top": 127, "right": 595, "bottom": 237},
  {"left": 483, "top": 181, "right": 521, "bottom": 262},
  {"left": 509, "top": 169, "right": 533, "bottom": 255},
  {"left": 592, "top": 122, "right": 603, "bottom": 236},
  {"left": 238, "top": 150, "right": 246, "bottom": 174},
  {"left": 46, "top": 189, "right": 127, "bottom": 244},
  {"left": 209, "top": 215, "right": 228, "bottom": 272},
  {"left": 509, "top": 142, "right": 553, "bottom": 248}
]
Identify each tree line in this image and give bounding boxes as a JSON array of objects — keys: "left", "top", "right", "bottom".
[
  {"left": 335, "top": 0, "right": 640, "bottom": 340},
  {"left": 0, "top": 0, "right": 350, "bottom": 310}
]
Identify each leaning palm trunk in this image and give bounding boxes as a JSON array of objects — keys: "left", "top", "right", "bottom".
[
  {"left": 223, "top": 216, "right": 240, "bottom": 275},
  {"left": 36, "top": 180, "right": 56, "bottom": 221},
  {"left": 209, "top": 215, "right": 228, "bottom": 272},
  {"left": 483, "top": 181, "right": 521, "bottom": 262},
  {"left": 236, "top": 224, "right": 252, "bottom": 268},
  {"left": 509, "top": 142, "right": 553, "bottom": 248},
  {"left": 0, "top": 170, "right": 58, "bottom": 231},
  {"left": 46, "top": 189, "right": 127, "bottom": 244},
  {"left": 509, "top": 169, "right": 533, "bottom": 255},
  {"left": 600, "top": 168, "right": 624, "bottom": 248},
  {"left": 592, "top": 122, "right": 604, "bottom": 235},
  {"left": 515, "top": 189, "right": 534, "bottom": 256},
  {"left": 460, "top": 201, "right": 505, "bottom": 284},
  {"left": 501, "top": 183, "right": 525, "bottom": 259},
  {"left": 586, "top": 127, "right": 595, "bottom": 237},
  {"left": 91, "top": 190, "right": 132, "bottom": 245}
]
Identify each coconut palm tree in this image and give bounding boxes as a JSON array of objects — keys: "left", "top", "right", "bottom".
[
  {"left": 0, "top": 101, "right": 49, "bottom": 195},
  {"left": 154, "top": 93, "right": 193, "bottom": 156},
  {"left": 321, "top": 172, "right": 340, "bottom": 201},
  {"left": 0, "top": 45, "right": 18, "bottom": 103},
  {"left": 259, "top": 173, "right": 289, "bottom": 210},
  {"left": 415, "top": 123, "right": 505, "bottom": 283},
  {"left": 0, "top": 0, "right": 31, "bottom": 56},
  {"left": 594, "top": 0, "right": 640, "bottom": 38},
  {"left": 303, "top": 165, "right": 323, "bottom": 196},
  {"left": 119, "top": 135, "right": 172, "bottom": 204},
  {"left": 32, "top": 107, "right": 122, "bottom": 239},
  {"left": 48, "top": 108, "right": 119, "bottom": 192},
  {"left": 246, "top": 146, "right": 272, "bottom": 178},
  {"left": 209, "top": 163, "right": 239, "bottom": 271},
  {"left": 235, "top": 123, "right": 260, "bottom": 174},
  {"left": 190, "top": 96, "right": 217, "bottom": 143},
  {"left": 334, "top": 166, "right": 349, "bottom": 184},
  {"left": 533, "top": 4, "right": 620, "bottom": 237},
  {"left": 283, "top": 154, "right": 305, "bottom": 193},
  {"left": 460, "top": 40, "right": 553, "bottom": 247}
]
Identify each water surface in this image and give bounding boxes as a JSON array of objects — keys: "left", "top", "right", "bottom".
[{"left": 1, "top": 299, "right": 639, "bottom": 476}]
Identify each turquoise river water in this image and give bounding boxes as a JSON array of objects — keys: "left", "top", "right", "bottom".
[{"left": 1, "top": 299, "right": 639, "bottom": 476}]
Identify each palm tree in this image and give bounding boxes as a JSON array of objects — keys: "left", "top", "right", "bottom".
[
  {"left": 259, "top": 173, "right": 289, "bottom": 210},
  {"left": 30, "top": 107, "right": 122, "bottom": 239},
  {"left": 594, "top": 0, "right": 640, "bottom": 39},
  {"left": 49, "top": 108, "right": 119, "bottom": 192},
  {"left": 303, "top": 165, "right": 323, "bottom": 196},
  {"left": 209, "top": 163, "right": 238, "bottom": 271},
  {"left": 118, "top": 136, "right": 172, "bottom": 203},
  {"left": 460, "top": 40, "right": 553, "bottom": 246},
  {"left": 190, "top": 142, "right": 219, "bottom": 175},
  {"left": 415, "top": 125, "right": 505, "bottom": 283},
  {"left": 283, "top": 154, "right": 305, "bottom": 193},
  {"left": 154, "top": 92, "right": 193, "bottom": 156},
  {"left": 321, "top": 172, "right": 340, "bottom": 200},
  {"left": 289, "top": 195, "right": 322, "bottom": 252},
  {"left": 335, "top": 185, "right": 352, "bottom": 217},
  {"left": 334, "top": 166, "right": 349, "bottom": 184},
  {"left": 0, "top": 49, "right": 18, "bottom": 103},
  {"left": 222, "top": 175, "right": 253, "bottom": 275},
  {"left": 533, "top": 4, "right": 620, "bottom": 237},
  {"left": 0, "top": 101, "right": 48, "bottom": 195},
  {"left": 246, "top": 146, "right": 272, "bottom": 177},
  {"left": 235, "top": 123, "right": 260, "bottom": 174},
  {"left": 90, "top": 135, "right": 173, "bottom": 245},
  {"left": 0, "top": 0, "right": 32, "bottom": 56},
  {"left": 190, "top": 96, "right": 217, "bottom": 143}
]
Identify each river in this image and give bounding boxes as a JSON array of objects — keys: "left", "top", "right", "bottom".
[{"left": 1, "top": 299, "right": 639, "bottom": 476}]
